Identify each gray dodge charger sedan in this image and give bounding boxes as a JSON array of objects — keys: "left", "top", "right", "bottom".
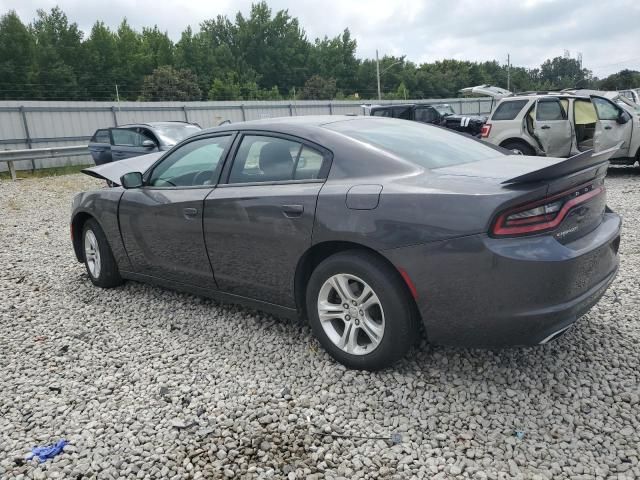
[{"left": 71, "top": 116, "right": 621, "bottom": 370}]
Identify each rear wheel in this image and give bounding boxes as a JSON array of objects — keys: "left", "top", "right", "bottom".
[
  {"left": 306, "top": 250, "right": 417, "bottom": 370},
  {"left": 502, "top": 140, "right": 536, "bottom": 156},
  {"left": 82, "top": 219, "right": 123, "bottom": 288}
]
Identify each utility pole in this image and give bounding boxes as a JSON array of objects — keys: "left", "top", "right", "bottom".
[
  {"left": 507, "top": 54, "right": 511, "bottom": 91},
  {"left": 115, "top": 83, "right": 121, "bottom": 109},
  {"left": 376, "top": 49, "right": 381, "bottom": 101}
]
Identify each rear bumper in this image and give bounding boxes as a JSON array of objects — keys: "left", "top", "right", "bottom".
[{"left": 384, "top": 212, "right": 621, "bottom": 347}]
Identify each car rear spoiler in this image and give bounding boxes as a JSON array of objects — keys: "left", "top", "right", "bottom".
[{"left": 501, "top": 143, "right": 622, "bottom": 185}]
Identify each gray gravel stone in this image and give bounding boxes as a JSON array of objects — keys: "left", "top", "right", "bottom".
[{"left": 0, "top": 171, "right": 639, "bottom": 479}]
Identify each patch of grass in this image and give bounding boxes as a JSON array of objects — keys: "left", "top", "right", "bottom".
[{"left": 0, "top": 164, "right": 91, "bottom": 180}]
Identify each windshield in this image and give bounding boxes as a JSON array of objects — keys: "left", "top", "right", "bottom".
[
  {"left": 153, "top": 124, "right": 201, "bottom": 145},
  {"left": 433, "top": 104, "right": 455, "bottom": 116},
  {"left": 325, "top": 118, "right": 502, "bottom": 169}
]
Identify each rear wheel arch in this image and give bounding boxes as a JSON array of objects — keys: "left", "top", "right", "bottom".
[
  {"left": 294, "top": 241, "right": 420, "bottom": 324},
  {"left": 71, "top": 212, "right": 94, "bottom": 262}
]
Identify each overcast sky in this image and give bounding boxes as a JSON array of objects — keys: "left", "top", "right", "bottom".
[{"left": 3, "top": 0, "right": 640, "bottom": 77}]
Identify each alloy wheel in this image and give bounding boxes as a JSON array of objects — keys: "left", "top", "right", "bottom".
[
  {"left": 84, "top": 229, "right": 101, "bottom": 279},
  {"left": 317, "top": 273, "right": 385, "bottom": 355}
]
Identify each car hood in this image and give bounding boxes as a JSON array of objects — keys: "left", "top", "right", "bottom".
[
  {"left": 81, "top": 151, "right": 163, "bottom": 185},
  {"left": 433, "top": 145, "right": 621, "bottom": 184}
]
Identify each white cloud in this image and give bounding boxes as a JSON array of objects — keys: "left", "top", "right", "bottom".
[{"left": 3, "top": 0, "right": 639, "bottom": 77}]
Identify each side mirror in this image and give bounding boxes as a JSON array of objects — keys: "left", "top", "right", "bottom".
[
  {"left": 142, "top": 139, "right": 156, "bottom": 149},
  {"left": 120, "top": 172, "right": 143, "bottom": 189},
  {"left": 617, "top": 111, "right": 632, "bottom": 124}
]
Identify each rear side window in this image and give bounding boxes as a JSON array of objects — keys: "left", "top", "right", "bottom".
[
  {"left": 325, "top": 118, "right": 502, "bottom": 169},
  {"left": 91, "top": 129, "right": 110, "bottom": 143},
  {"left": 491, "top": 100, "right": 529, "bottom": 121},
  {"left": 371, "top": 109, "right": 391, "bottom": 117},
  {"left": 228, "top": 135, "right": 327, "bottom": 184},
  {"left": 536, "top": 100, "right": 566, "bottom": 121}
]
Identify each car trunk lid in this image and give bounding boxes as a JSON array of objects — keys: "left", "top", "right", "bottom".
[{"left": 433, "top": 145, "right": 620, "bottom": 240}]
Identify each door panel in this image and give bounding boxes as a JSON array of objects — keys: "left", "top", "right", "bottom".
[
  {"left": 117, "top": 135, "right": 233, "bottom": 288},
  {"left": 533, "top": 98, "right": 572, "bottom": 157},
  {"left": 119, "top": 188, "right": 216, "bottom": 287},
  {"left": 89, "top": 129, "right": 112, "bottom": 165},
  {"left": 204, "top": 183, "right": 322, "bottom": 306},
  {"left": 591, "top": 96, "right": 632, "bottom": 156}
]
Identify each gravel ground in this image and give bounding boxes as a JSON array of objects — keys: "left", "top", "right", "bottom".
[{"left": 0, "top": 169, "right": 639, "bottom": 480}]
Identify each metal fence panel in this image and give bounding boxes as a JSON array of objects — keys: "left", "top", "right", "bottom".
[{"left": 0, "top": 98, "right": 494, "bottom": 173}]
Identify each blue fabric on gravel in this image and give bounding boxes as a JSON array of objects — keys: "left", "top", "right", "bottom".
[{"left": 26, "top": 439, "right": 68, "bottom": 463}]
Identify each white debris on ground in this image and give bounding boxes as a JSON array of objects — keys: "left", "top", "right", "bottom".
[{"left": 0, "top": 170, "right": 639, "bottom": 480}]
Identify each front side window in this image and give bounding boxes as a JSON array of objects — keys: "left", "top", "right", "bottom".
[
  {"left": 491, "top": 100, "right": 529, "bottom": 121},
  {"left": 148, "top": 135, "right": 231, "bottom": 187},
  {"left": 536, "top": 99, "right": 566, "bottom": 121},
  {"left": 111, "top": 128, "right": 154, "bottom": 147},
  {"left": 592, "top": 97, "right": 621, "bottom": 121}
]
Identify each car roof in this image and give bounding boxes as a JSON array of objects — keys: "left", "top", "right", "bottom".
[
  {"left": 500, "top": 93, "right": 591, "bottom": 101},
  {"left": 115, "top": 121, "right": 197, "bottom": 129}
]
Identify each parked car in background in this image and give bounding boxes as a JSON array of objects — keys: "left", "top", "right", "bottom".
[
  {"left": 88, "top": 121, "right": 201, "bottom": 165},
  {"left": 480, "top": 92, "right": 638, "bottom": 165},
  {"left": 618, "top": 89, "right": 640, "bottom": 104},
  {"left": 368, "top": 103, "right": 487, "bottom": 136},
  {"left": 73, "top": 116, "right": 621, "bottom": 370}
]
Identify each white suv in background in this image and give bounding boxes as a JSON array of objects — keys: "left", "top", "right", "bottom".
[{"left": 479, "top": 92, "right": 639, "bottom": 166}]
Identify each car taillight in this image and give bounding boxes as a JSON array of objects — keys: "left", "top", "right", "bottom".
[
  {"left": 481, "top": 124, "right": 491, "bottom": 137},
  {"left": 492, "top": 183, "right": 604, "bottom": 237}
]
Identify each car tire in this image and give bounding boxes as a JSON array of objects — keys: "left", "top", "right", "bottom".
[
  {"left": 306, "top": 250, "right": 417, "bottom": 370},
  {"left": 82, "top": 218, "right": 123, "bottom": 288},
  {"left": 502, "top": 141, "right": 536, "bottom": 156}
]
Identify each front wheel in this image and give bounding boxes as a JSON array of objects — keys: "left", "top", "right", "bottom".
[
  {"left": 306, "top": 251, "right": 417, "bottom": 370},
  {"left": 82, "top": 219, "right": 123, "bottom": 288}
]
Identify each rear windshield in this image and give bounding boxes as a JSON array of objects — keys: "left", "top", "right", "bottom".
[
  {"left": 324, "top": 118, "right": 502, "bottom": 169},
  {"left": 491, "top": 100, "right": 528, "bottom": 120}
]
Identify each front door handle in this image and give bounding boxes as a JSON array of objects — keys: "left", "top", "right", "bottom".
[
  {"left": 183, "top": 207, "right": 198, "bottom": 218},
  {"left": 540, "top": 125, "right": 551, "bottom": 130},
  {"left": 282, "top": 204, "right": 304, "bottom": 218},
  {"left": 604, "top": 126, "right": 612, "bottom": 130}
]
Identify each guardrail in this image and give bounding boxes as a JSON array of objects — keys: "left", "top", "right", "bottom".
[{"left": 0, "top": 145, "right": 88, "bottom": 181}]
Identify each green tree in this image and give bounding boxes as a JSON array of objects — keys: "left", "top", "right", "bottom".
[
  {"left": 139, "top": 66, "right": 201, "bottom": 101},
  {"left": 299, "top": 75, "right": 337, "bottom": 100},
  {"left": 599, "top": 69, "right": 640, "bottom": 90},
  {"left": 0, "top": 11, "right": 34, "bottom": 99},
  {"left": 234, "top": 2, "right": 310, "bottom": 91},
  {"left": 539, "top": 56, "right": 593, "bottom": 89},
  {"left": 29, "top": 7, "right": 84, "bottom": 99},
  {"left": 81, "top": 21, "right": 118, "bottom": 100}
]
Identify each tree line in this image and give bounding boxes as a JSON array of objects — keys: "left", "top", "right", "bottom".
[{"left": 1, "top": 3, "right": 638, "bottom": 102}]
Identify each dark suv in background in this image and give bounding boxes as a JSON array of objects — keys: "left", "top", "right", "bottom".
[
  {"left": 88, "top": 121, "right": 201, "bottom": 165},
  {"left": 368, "top": 103, "right": 487, "bottom": 136}
]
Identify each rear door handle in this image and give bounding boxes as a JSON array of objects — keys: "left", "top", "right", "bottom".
[
  {"left": 540, "top": 125, "right": 551, "bottom": 130},
  {"left": 183, "top": 207, "right": 198, "bottom": 218},
  {"left": 282, "top": 204, "right": 304, "bottom": 217}
]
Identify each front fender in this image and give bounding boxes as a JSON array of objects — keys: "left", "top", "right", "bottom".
[{"left": 71, "top": 188, "right": 130, "bottom": 270}]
